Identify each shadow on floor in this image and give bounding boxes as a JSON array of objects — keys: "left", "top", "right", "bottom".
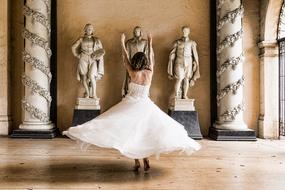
[{"left": 1, "top": 158, "right": 168, "bottom": 184}]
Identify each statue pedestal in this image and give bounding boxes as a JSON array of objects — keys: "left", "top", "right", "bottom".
[
  {"left": 72, "top": 98, "right": 101, "bottom": 126},
  {"left": 168, "top": 110, "right": 202, "bottom": 139},
  {"left": 169, "top": 98, "right": 195, "bottom": 111},
  {"left": 75, "top": 98, "right": 100, "bottom": 110},
  {"left": 168, "top": 99, "right": 202, "bottom": 139}
]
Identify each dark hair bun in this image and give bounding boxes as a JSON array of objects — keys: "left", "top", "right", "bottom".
[{"left": 131, "top": 52, "right": 150, "bottom": 71}]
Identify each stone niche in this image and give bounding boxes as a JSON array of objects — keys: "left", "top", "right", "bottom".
[
  {"left": 8, "top": 0, "right": 260, "bottom": 136},
  {"left": 56, "top": 0, "right": 211, "bottom": 134}
]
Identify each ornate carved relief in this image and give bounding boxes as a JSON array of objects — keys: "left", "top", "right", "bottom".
[
  {"left": 23, "top": 5, "right": 51, "bottom": 34},
  {"left": 216, "top": 53, "right": 244, "bottom": 80},
  {"left": 22, "top": 29, "right": 52, "bottom": 57},
  {"left": 217, "top": 5, "right": 244, "bottom": 31},
  {"left": 22, "top": 75, "right": 52, "bottom": 103},
  {"left": 221, "top": 104, "right": 244, "bottom": 121},
  {"left": 21, "top": 0, "right": 52, "bottom": 128},
  {"left": 22, "top": 51, "right": 52, "bottom": 79},
  {"left": 217, "top": 77, "right": 244, "bottom": 104},
  {"left": 22, "top": 100, "right": 49, "bottom": 122},
  {"left": 215, "top": 0, "right": 247, "bottom": 129},
  {"left": 40, "top": 0, "right": 51, "bottom": 15},
  {"left": 218, "top": 30, "right": 243, "bottom": 53}
]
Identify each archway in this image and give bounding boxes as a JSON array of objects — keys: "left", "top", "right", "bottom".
[
  {"left": 258, "top": 0, "right": 283, "bottom": 138},
  {"left": 278, "top": 1, "right": 285, "bottom": 136}
]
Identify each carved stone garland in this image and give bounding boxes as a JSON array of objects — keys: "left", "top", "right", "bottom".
[
  {"left": 20, "top": 0, "right": 53, "bottom": 129},
  {"left": 215, "top": 0, "right": 247, "bottom": 130},
  {"left": 217, "top": 77, "right": 244, "bottom": 105}
]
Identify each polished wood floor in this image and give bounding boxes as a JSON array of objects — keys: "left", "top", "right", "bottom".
[{"left": 0, "top": 137, "right": 284, "bottom": 190}]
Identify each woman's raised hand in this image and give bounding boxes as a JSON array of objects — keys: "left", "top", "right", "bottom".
[
  {"left": 147, "top": 33, "right": 152, "bottom": 44},
  {"left": 121, "top": 33, "right": 126, "bottom": 44}
]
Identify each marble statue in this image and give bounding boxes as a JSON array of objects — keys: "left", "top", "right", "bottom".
[
  {"left": 122, "top": 26, "right": 150, "bottom": 96},
  {"left": 168, "top": 26, "right": 200, "bottom": 99},
  {"left": 71, "top": 23, "right": 105, "bottom": 99}
]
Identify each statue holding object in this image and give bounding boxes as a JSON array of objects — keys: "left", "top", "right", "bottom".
[{"left": 71, "top": 23, "right": 105, "bottom": 99}]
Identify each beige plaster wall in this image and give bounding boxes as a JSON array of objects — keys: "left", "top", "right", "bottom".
[
  {"left": 8, "top": 0, "right": 261, "bottom": 136},
  {"left": 57, "top": 0, "right": 211, "bottom": 134},
  {"left": 0, "top": 0, "right": 9, "bottom": 115},
  {"left": 0, "top": 0, "right": 11, "bottom": 134},
  {"left": 243, "top": 0, "right": 260, "bottom": 132}
]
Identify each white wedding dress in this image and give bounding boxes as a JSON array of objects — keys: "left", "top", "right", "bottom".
[{"left": 63, "top": 82, "right": 201, "bottom": 159}]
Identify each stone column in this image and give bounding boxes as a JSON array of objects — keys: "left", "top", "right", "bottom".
[
  {"left": 209, "top": 0, "right": 255, "bottom": 140},
  {"left": 215, "top": 0, "right": 247, "bottom": 130},
  {"left": 20, "top": 0, "right": 54, "bottom": 130},
  {"left": 0, "top": 0, "right": 11, "bottom": 135},
  {"left": 258, "top": 41, "right": 279, "bottom": 139}
]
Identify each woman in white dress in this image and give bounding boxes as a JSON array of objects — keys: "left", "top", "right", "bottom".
[{"left": 63, "top": 33, "right": 201, "bottom": 172}]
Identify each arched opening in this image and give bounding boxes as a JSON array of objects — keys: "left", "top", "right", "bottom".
[
  {"left": 278, "top": 1, "right": 285, "bottom": 137},
  {"left": 258, "top": 0, "right": 283, "bottom": 139},
  {"left": 279, "top": 40, "right": 285, "bottom": 136}
]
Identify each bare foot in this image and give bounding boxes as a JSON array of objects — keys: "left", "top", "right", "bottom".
[
  {"left": 133, "top": 159, "right": 140, "bottom": 172},
  {"left": 182, "top": 95, "right": 189, "bottom": 99},
  {"left": 143, "top": 158, "right": 150, "bottom": 172},
  {"left": 84, "top": 92, "right": 89, "bottom": 98}
]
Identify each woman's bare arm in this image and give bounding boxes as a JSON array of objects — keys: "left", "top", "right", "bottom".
[
  {"left": 147, "top": 34, "right": 154, "bottom": 71},
  {"left": 121, "top": 34, "right": 133, "bottom": 74}
]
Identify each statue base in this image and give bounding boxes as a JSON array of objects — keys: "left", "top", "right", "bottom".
[
  {"left": 169, "top": 98, "right": 195, "bottom": 111},
  {"left": 168, "top": 110, "right": 202, "bottom": 140},
  {"left": 72, "top": 97, "right": 101, "bottom": 126},
  {"left": 208, "top": 127, "right": 256, "bottom": 141},
  {"left": 75, "top": 97, "right": 100, "bottom": 110}
]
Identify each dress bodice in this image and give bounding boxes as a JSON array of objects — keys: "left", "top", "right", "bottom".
[{"left": 127, "top": 82, "right": 150, "bottom": 98}]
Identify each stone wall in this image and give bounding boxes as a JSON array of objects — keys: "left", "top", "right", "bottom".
[
  {"left": 57, "top": 0, "right": 211, "bottom": 134},
  {"left": 243, "top": 0, "right": 260, "bottom": 133},
  {"left": 8, "top": 0, "right": 260, "bottom": 136},
  {"left": 0, "top": 0, "right": 11, "bottom": 135}
]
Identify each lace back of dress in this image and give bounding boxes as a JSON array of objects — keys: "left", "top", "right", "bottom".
[{"left": 128, "top": 82, "right": 150, "bottom": 98}]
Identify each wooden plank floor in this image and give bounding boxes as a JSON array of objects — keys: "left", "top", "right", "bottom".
[{"left": 0, "top": 137, "right": 284, "bottom": 190}]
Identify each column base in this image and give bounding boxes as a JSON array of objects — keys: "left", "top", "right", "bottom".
[
  {"left": 19, "top": 122, "right": 55, "bottom": 130},
  {"left": 10, "top": 127, "right": 59, "bottom": 139},
  {"left": 168, "top": 110, "right": 202, "bottom": 140},
  {"left": 214, "top": 121, "right": 248, "bottom": 130},
  {"left": 209, "top": 127, "right": 256, "bottom": 141}
]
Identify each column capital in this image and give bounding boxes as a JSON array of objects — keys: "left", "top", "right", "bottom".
[{"left": 258, "top": 40, "right": 278, "bottom": 57}]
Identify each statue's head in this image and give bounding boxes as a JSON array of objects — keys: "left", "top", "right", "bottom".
[
  {"left": 84, "top": 24, "right": 94, "bottom": 36},
  {"left": 182, "top": 26, "right": 190, "bottom": 38},
  {"left": 131, "top": 52, "right": 151, "bottom": 71},
  {"left": 133, "top": 26, "right": 142, "bottom": 38}
]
